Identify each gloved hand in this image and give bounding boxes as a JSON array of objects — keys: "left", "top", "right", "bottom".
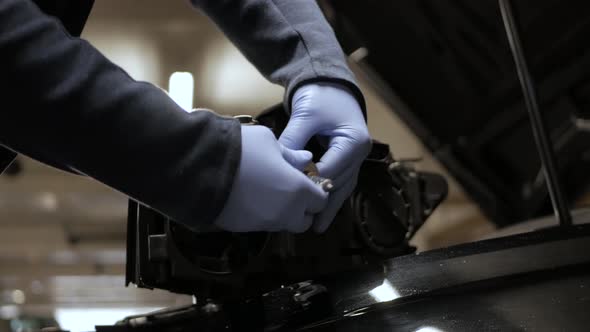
[
  {"left": 214, "top": 125, "right": 329, "bottom": 233},
  {"left": 280, "top": 82, "right": 371, "bottom": 232}
]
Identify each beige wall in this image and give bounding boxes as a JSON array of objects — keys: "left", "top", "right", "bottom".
[{"left": 83, "top": 0, "right": 284, "bottom": 114}]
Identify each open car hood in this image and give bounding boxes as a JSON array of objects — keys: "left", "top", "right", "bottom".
[{"left": 321, "top": 0, "right": 590, "bottom": 226}]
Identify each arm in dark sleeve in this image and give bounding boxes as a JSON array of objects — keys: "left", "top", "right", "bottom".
[
  {"left": 0, "top": 0, "right": 241, "bottom": 229},
  {"left": 190, "top": 0, "right": 366, "bottom": 114}
]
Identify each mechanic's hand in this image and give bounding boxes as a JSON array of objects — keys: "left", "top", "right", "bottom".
[
  {"left": 280, "top": 82, "right": 371, "bottom": 232},
  {"left": 214, "top": 125, "right": 329, "bottom": 233}
]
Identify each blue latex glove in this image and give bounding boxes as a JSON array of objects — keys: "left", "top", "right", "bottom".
[
  {"left": 214, "top": 125, "right": 329, "bottom": 233},
  {"left": 280, "top": 82, "right": 371, "bottom": 232}
]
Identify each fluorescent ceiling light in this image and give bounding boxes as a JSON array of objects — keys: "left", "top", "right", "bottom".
[{"left": 169, "top": 72, "right": 194, "bottom": 112}]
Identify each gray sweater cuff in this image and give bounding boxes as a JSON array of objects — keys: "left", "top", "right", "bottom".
[{"left": 283, "top": 66, "right": 367, "bottom": 121}]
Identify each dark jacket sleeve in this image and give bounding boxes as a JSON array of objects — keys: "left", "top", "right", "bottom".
[
  {"left": 0, "top": 0, "right": 241, "bottom": 229},
  {"left": 190, "top": 0, "right": 366, "bottom": 114}
]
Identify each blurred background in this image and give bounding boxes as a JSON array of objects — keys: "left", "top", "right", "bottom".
[{"left": 0, "top": 0, "right": 500, "bottom": 330}]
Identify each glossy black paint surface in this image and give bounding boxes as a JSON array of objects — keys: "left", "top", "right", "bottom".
[
  {"left": 298, "top": 223, "right": 590, "bottom": 331},
  {"left": 303, "top": 270, "right": 590, "bottom": 331}
]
